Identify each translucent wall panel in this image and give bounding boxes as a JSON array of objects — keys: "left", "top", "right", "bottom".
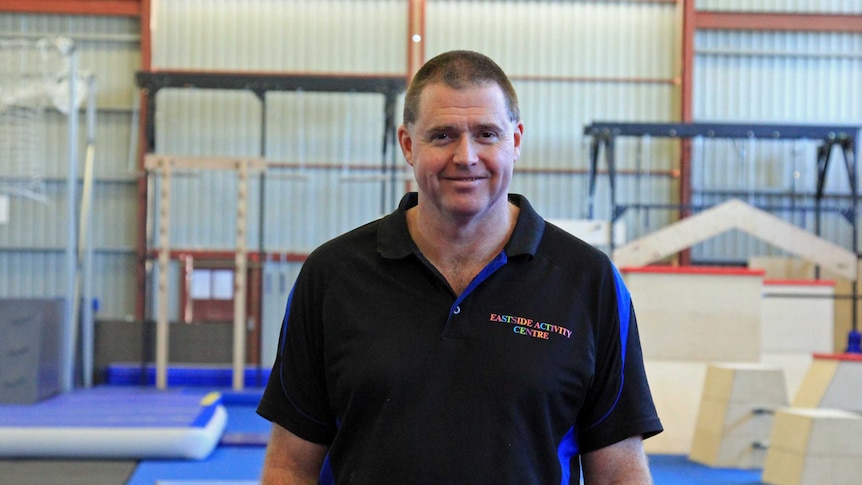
[
  {"left": 0, "top": 14, "right": 140, "bottom": 319},
  {"left": 260, "top": 260, "right": 302, "bottom": 367},
  {"left": 0, "top": 14, "right": 141, "bottom": 108},
  {"left": 151, "top": 89, "right": 391, "bottom": 251},
  {"left": 428, "top": 0, "right": 677, "bottom": 79},
  {"left": 0, "top": 252, "right": 67, "bottom": 296},
  {"left": 152, "top": 0, "right": 406, "bottom": 72},
  {"left": 693, "top": 29, "right": 862, "bottom": 261}
]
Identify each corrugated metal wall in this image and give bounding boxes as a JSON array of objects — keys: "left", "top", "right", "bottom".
[
  {"left": 0, "top": 14, "right": 140, "bottom": 319},
  {"left": 2, "top": 1, "right": 860, "bottom": 364},
  {"left": 692, "top": 6, "right": 862, "bottom": 262}
]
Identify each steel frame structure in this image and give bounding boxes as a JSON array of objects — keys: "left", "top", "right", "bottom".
[
  {"left": 134, "top": 70, "right": 407, "bottom": 376},
  {"left": 584, "top": 120, "right": 862, "bottom": 346}
]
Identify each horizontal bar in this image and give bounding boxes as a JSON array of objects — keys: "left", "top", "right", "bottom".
[
  {"left": 0, "top": 31, "right": 140, "bottom": 43},
  {"left": 0, "top": 246, "right": 134, "bottom": 254},
  {"left": 0, "top": 0, "right": 141, "bottom": 17},
  {"left": 510, "top": 74, "right": 678, "bottom": 86},
  {"left": 144, "top": 154, "right": 266, "bottom": 171},
  {"left": 585, "top": 122, "right": 861, "bottom": 140},
  {"left": 696, "top": 47, "right": 862, "bottom": 60},
  {"left": 617, "top": 202, "right": 854, "bottom": 215},
  {"left": 696, "top": 11, "right": 862, "bottom": 34},
  {"left": 144, "top": 249, "right": 308, "bottom": 263},
  {"left": 136, "top": 70, "right": 406, "bottom": 96}
]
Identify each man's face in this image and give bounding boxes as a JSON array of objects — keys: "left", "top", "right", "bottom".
[{"left": 398, "top": 82, "right": 523, "bottom": 221}]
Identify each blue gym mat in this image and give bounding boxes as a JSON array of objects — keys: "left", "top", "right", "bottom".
[
  {"left": 0, "top": 386, "right": 226, "bottom": 459},
  {"left": 106, "top": 363, "right": 270, "bottom": 388}
]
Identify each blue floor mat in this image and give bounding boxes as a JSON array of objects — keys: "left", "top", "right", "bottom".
[
  {"left": 126, "top": 446, "right": 266, "bottom": 485},
  {"left": 650, "top": 455, "right": 764, "bottom": 485}
]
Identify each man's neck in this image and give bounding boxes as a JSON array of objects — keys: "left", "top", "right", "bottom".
[{"left": 406, "top": 200, "right": 519, "bottom": 293}]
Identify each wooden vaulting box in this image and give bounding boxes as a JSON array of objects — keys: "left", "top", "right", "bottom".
[
  {"left": 689, "top": 363, "right": 788, "bottom": 469},
  {"left": 761, "top": 407, "right": 862, "bottom": 485}
]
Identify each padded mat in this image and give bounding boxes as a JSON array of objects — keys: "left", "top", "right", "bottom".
[{"left": 0, "top": 387, "right": 226, "bottom": 459}]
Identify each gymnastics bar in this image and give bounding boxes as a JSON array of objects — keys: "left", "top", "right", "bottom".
[{"left": 135, "top": 70, "right": 406, "bottom": 155}]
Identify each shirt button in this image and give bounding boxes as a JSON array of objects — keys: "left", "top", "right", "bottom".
[{"left": 453, "top": 306, "right": 461, "bottom": 315}]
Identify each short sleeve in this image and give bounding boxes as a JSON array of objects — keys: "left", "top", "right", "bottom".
[
  {"left": 575, "top": 264, "right": 663, "bottom": 453},
  {"left": 257, "top": 261, "right": 338, "bottom": 445}
]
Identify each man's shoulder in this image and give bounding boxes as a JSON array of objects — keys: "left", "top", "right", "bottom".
[
  {"left": 310, "top": 216, "right": 384, "bottom": 259},
  {"left": 540, "top": 221, "right": 611, "bottom": 263},
  {"left": 530, "top": 220, "right": 619, "bottom": 290}
]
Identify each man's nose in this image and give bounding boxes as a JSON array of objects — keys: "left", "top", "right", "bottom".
[{"left": 452, "top": 136, "right": 478, "bottom": 165}]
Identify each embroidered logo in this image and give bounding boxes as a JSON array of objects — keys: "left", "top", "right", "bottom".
[{"left": 489, "top": 313, "right": 573, "bottom": 340}]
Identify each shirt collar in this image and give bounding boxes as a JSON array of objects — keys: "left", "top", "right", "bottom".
[{"left": 377, "top": 192, "right": 545, "bottom": 260}]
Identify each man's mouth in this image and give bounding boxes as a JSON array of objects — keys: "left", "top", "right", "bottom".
[{"left": 447, "top": 176, "right": 484, "bottom": 182}]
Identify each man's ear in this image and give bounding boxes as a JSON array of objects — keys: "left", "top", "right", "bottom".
[
  {"left": 513, "top": 121, "right": 524, "bottom": 161},
  {"left": 398, "top": 125, "right": 414, "bottom": 166}
]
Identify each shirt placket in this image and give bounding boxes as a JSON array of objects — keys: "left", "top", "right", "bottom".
[{"left": 442, "top": 251, "right": 508, "bottom": 338}]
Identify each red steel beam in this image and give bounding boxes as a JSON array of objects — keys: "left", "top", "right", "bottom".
[
  {"left": 676, "top": 0, "right": 698, "bottom": 265},
  {"left": 134, "top": 0, "right": 151, "bottom": 319},
  {"left": 146, "top": 249, "right": 308, "bottom": 264},
  {"left": 696, "top": 11, "right": 862, "bottom": 33},
  {"left": 407, "top": 0, "right": 425, "bottom": 81},
  {"left": 0, "top": 0, "right": 141, "bottom": 16}
]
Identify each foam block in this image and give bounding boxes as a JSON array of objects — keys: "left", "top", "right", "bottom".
[
  {"left": 689, "top": 363, "right": 788, "bottom": 469},
  {"left": 759, "top": 353, "right": 813, "bottom": 402},
  {"left": 761, "top": 281, "right": 833, "bottom": 354},
  {"left": 623, "top": 267, "right": 763, "bottom": 362},
  {"left": 761, "top": 408, "right": 862, "bottom": 485},
  {"left": 792, "top": 353, "right": 862, "bottom": 412},
  {"left": 642, "top": 360, "right": 708, "bottom": 454},
  {"left": 759, "top": 279, "right": 835, "bottom": 400}
]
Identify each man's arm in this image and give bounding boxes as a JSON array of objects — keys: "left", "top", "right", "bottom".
[
  {"left": 581, "top": 435, "right": 652, "bottom": 485},
  {"left": 261, "top": 422, "right": 328, "bottom": 485}
]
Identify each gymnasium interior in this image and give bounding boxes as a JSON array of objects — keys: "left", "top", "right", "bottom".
[{"left": 1, "top": 1, "right": 861, "bottom": 484}]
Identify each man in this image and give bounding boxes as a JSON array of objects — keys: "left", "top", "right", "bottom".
[{"left": 257, "top": 50, "right": 662, "bottom": 484}]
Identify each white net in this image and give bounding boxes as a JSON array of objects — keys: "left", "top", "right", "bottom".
[{"left": 0, "top": 37, "right": 84, "bottom": 202}]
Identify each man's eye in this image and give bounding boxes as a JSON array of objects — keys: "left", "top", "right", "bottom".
[
  {"left": 480, "top": 131, "right": 498, "bottom": 139},
  {"left": 431, "top": 133, "right": 450, "bottom": 141}
]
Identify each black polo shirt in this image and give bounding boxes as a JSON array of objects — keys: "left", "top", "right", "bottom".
[{"left": 258, "top": 193, "right": 662, "bottom": 484}]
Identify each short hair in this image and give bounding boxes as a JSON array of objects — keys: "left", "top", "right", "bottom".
[{"left": 402, "top": 50, "right": 520, "bottom": 125}]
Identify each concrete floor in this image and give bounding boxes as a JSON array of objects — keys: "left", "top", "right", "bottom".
[{"left": 0, "top": 459, "right": 137, "bottom": 485}]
